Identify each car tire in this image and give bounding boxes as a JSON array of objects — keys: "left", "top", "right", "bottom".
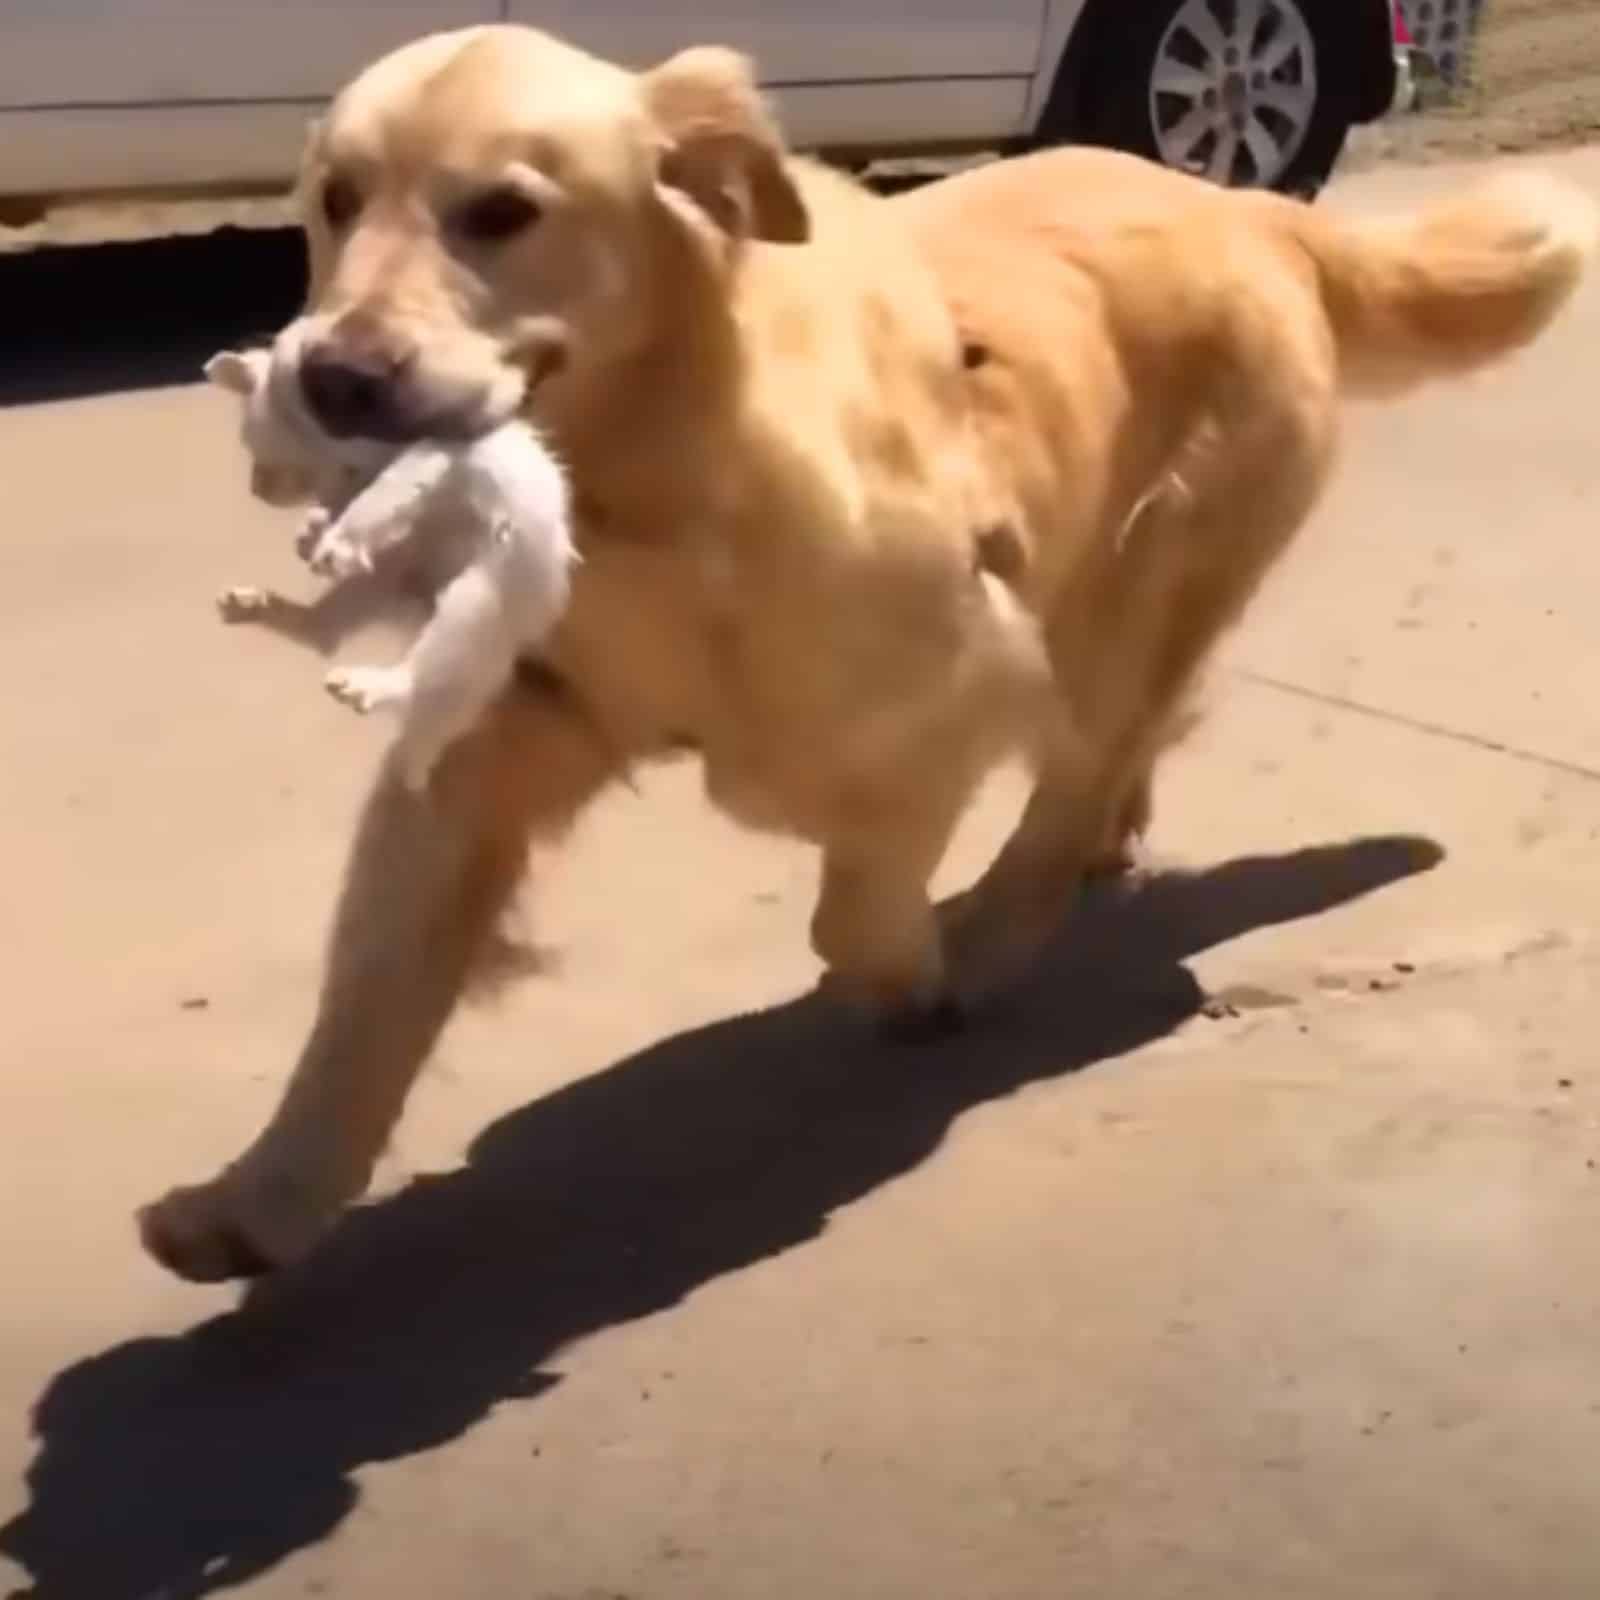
[{"left": 1074, "top": 0, "right": 1354, "bottom": 197}]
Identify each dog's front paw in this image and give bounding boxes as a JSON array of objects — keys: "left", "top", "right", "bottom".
[
  {"left": 138, "top": 1166, "right": 330, "bottom": 1283},
  {"left": 217, "top": 585, "right": 274, "bottom": 624},
  {"left": 325, "top": 663, "right": 411, "bottom": 715},
  {"left": 936, "top": 887, "right": 1058, "bottom": 1013},
  {"left": 814, "top": 965, "right": 965, "bottom": 1044},
  {"left": 1084, "top": 831, "right": 1152, "bottom": 882},
  {"left": 875, "top": 991, "right": 970, "bottom": 1045}
]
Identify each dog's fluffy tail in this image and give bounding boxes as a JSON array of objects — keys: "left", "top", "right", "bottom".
[{"left": 1304, "top": 170, "right": 1597, "bottom": 397}]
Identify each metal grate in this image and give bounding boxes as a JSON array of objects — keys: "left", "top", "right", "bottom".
[{"left": 1397, "top": 0, "right": 1486, "bottom": 91}]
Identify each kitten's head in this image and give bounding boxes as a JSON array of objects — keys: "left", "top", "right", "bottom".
[{"left": 205, "top": 345, "right": 325, "bottom": 508}]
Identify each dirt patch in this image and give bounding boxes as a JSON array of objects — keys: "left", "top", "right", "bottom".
[{"left": 1347, "top": 0, "right": 1600, "bottom": 170}]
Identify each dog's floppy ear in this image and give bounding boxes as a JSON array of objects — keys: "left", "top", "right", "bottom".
[
  {"left": 204, "top": 349, "right": 265, "bottom": 396},
  {"left": 640, "top": 47, "right": 809, "bottom": 246}
]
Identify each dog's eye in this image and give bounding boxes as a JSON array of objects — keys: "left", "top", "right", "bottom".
[
  {"left": 321, "top": 177, "right": 361, "bottom": 231},
  {"left": 457, "top": 186, "right": 540, "bottom": 244}
]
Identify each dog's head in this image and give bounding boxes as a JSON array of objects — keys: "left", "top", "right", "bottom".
[{"left": 279, "top": 25, "right": 810, "bottom": 447}]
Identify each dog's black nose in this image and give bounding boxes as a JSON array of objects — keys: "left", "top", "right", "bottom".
[{"left": 299, "top": 345, "right": 401, "bottom": 438}]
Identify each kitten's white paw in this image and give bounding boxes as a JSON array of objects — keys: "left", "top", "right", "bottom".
[
  {"left": 324, "top": 664, "right": 411, "bottom": 715},
  {"left": 295, "top": 508, "right": 333, "bottom": 563},
  {"left": 217, "top": 586, "right": 273, "bottom": 623},
  {"left": 309, "top": 531, "right": 373, "bottom": 581}
]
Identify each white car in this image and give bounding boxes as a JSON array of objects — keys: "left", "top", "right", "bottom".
[{"left": 0, "top": 0, "right": 1402, "bottom": 214}]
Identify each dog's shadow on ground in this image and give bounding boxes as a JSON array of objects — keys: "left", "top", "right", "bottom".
[{"left": 0, "top": 833, "right": 1441, "bottom": 1599}]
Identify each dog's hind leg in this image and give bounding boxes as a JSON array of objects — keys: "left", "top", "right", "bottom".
[
  {"left": 1082, "top": 695, "right": 1206, "bottom": 877},
  {"left": 945, "top": 318, "right": 1340, "bottom": 1007},
  {"left": 138, "top": 671, "right": 619, "bottom": 1281}
]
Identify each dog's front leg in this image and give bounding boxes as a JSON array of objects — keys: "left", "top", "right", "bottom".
[
  {"left": 810, "top": 784, "right": 970, "bottom": 1039},
  {"left": 138, "top": 675, "right": 618, "bottom": 1282}
]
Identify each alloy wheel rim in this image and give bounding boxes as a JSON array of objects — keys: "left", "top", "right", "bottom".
[{"left": 1149, "top": 0, "right": 1319, "bottom": 187}]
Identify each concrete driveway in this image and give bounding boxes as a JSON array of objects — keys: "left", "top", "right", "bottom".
[{"left": 3, "top": 148, "right": 1600, "bottom": 1600}]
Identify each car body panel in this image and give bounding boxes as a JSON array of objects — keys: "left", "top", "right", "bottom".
[{"left": 0, "top": 0, "right": 1404, "bottom": 209}]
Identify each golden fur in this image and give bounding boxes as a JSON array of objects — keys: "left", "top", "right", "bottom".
[{"left": 140, "top": 25, "right": 1594, "bottom": 1281}]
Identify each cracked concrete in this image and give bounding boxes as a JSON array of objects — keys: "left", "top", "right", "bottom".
[{"left": 3, "top": 146, "right": 1600, "bottom": 1599}]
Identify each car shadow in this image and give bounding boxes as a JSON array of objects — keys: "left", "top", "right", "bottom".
[
  {"left": 0, "top": 833, "right": 1442, "bottom": 1599},
  {"left": 0, "top": 229, "right": 305, "bottom": 409},
  {"left": 0, "top": 175, "right": 917, "bottom": 412},
  {"left": 0, "top": 168, "right": 955, "bottom": 411}
]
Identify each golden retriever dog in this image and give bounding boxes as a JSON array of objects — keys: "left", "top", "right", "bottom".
[{"left": 140, "top": 24, "right": 1594, "bottom": 1281}]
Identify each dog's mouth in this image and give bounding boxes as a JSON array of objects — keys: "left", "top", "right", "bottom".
[
  {"left": 325, "top": 346, "right": 565, "bottom": 446},
  {"left": 296, "top": 367, "right": 522, "bottom": 451},
  {"left": 269, "top": 313, "right": 568, "bottom": 453},
  {"left": 318, "top": 400, "right": 480, "bottom": 446}
]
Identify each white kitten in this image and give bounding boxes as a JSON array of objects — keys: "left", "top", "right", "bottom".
[{"left": 206, "top": 337, "right": 577, "bottom": 790}]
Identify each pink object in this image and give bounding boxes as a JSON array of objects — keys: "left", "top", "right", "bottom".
[{"left": 1393, "top": 7, "right": 1415, "bottom": 47}]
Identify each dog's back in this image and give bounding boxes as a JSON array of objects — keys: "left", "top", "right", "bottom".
[{"left": 897, "top": 147, "right": 1595, "bottom": 609}]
